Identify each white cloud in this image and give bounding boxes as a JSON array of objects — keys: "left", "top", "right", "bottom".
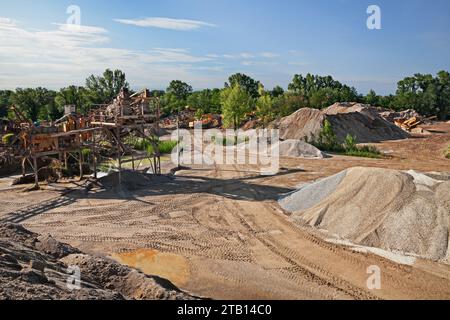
[
  {"left": 0, "top": 17, "right": 16, "bottom": 27},
  {"left": 260, "top": 52, "right": 279, "bottom": 58},
  {"left": 114, "top": 17, "right": 216, "bottom": 31},
  {"left": 0, "top": 18, "right": 221, "bottom": 89}
]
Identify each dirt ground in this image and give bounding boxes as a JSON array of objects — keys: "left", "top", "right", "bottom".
[{"left": 0, "top": 122, "right": 449, "bottom": 300}]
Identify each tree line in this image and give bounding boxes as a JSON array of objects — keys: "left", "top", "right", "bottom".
[{"left": 0, "top": 69, "right": 449, "bottom": 127}]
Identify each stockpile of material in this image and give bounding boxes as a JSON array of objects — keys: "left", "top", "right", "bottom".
[
  {"left": 279, "top": 167, "right": 450, "bottom": 262},
  {"left": 278, "top": 103, "right": 410, "bottom": 143},
  {"left": 274, "top": 139, "right": 325, "bottom": 159}
]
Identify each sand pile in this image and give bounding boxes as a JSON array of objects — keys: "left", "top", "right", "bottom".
[
  {"left": 274, "top": 139, "right": 324, "bottom": 159},
  {"left": 0, "top": 223, "right": 195, "bottom": 300},
  {"left": 279, "top": 167, "right": 450, "bottom": 262},
  {"left": 278, "top": 103, "right": 410, "bottom": 143}
]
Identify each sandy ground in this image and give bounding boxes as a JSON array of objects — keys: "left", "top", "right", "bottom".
[{"left": 0, "top": 122, "right": 449, "bottom": 300}]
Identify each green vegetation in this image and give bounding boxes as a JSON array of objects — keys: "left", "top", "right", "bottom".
[
  {"left": 220, "top": 84, "right": 253, "bottom": 129},
  {"left": 312, "top": 120, "right": 382, "bottom": 159},
  {"left": 124, "top": 135, "right": 178, "bottom": 155},
  {"left": 445, "top": 145, "right": 450, "bottom": 159},
  {"left": 0, "top": 69, "right": 448, "bottom": 124},
  {"left": 1, "top": 133, "right": 14, "bottom": 145}
]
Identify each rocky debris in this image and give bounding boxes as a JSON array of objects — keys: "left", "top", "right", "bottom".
[
  {"left": 279, "top": 167, "right": 450, "bottom": 262},
  {"left": 0, "top": 223, "right": 196, "bottom": 300},
  {"left": 379, "top": 109, "right": 422, "bottom": 123},
  {"left": 274, "top": 139, "right": 325, "bottom": 159},
  {"left": 277, "top": 103, "right": 410, "bottom": 143}
]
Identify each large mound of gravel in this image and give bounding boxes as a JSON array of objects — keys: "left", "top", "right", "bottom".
[
  {"left": 278, "top": 103, "right": 410, "bottom": 143},
  {"left": 279, "top": 167, "right": 450, "bottom": 262}
]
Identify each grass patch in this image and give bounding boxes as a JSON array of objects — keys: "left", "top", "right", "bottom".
[
  {"left": 124, "top": 135, "right": 178, "bottom": 155},
  {"left": 147, "top": 140, "right": 178, "bottom": 155}
]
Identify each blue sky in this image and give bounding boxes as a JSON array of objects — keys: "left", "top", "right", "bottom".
[{"left": 0, "top": 0, "right": 449, "bottom": 94}]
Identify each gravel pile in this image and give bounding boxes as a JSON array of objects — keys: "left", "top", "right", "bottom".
[
  {"left": 278, "top": 103, "right": 410, "bottom": 143},
  {"left": 274, "top": 139, "right": 325, "bottom": 159},
  {"left": 279, "top": 167, "right": 450, "bottom": 262}
]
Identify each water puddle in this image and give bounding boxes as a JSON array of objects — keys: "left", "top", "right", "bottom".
[{"left": 112, "top": 248, "right": 190, "bottom": 286}]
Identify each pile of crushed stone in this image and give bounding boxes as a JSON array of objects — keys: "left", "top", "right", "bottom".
[
  {"left": 273, "top": 139, "right": 324, "bottom": 159},
  {"left": 0, "top": 223, "right": 195, "bottom": 300},
  {"left": 277, "top": 102, "right": 410, "bottom": 143},
  {"left": 279, "top": 167, "right": 450, "bottom": 262}
]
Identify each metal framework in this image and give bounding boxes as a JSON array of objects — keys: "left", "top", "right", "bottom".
[{"left": 8, "top": 87, "right": 161, "bottom": 189}]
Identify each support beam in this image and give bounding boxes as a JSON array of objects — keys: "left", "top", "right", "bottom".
[{"left": 32, "top": 156, "right": 39, "bottom": 189}]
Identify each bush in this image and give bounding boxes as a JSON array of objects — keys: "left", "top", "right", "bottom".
[
  {"left": 312, "top": 121, "right": 382, "bottom": 158},
  {"left": 343, "top": 134, "right": 357, "bottom": 151},
  {"left": 445, "top": 145, "right": 450, "bottom": 159}
]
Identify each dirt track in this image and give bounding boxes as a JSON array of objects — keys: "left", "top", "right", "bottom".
[{"left": 0, "top": 123, "right": 449, "bottom": 300}]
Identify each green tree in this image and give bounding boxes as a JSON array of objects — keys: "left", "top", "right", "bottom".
[
  {"left": 10, "top": 88, "right": 57, "bottom": 122},
  {"left": 270, "top": 86, "right": 285, "bottom": 98},
  {"left": 288, "top": 73, "right": 358, "bottom": 108},
  {"left": 55, "top": 86, "right": 89, "bottom": 115},
  {"left": 365, "top": 89, "right": 379, "bottom": 106},
  {"left": 256, "top": 84, "right": 275, "bottom": 127},
  {"left": 220, "top": 85, "right": 253, "bottom": 129},
  {"left": 85, "top": 69, "right": 129, "bottom": 105},
  {"left": 187, "top": 89, "right": 221, "bottom": 117},
  {"left": 394, "top": 71, "right": 450, "bottom": 119},
  {"left": 225, "top": 73, "right": 260, "bottom": 99},
  {"left": 166, "top": 80, "right": 193, "bottom": 101},
  {"left": 0, "top": 90, "right": 12, "bottom": 118},
  {"left": 160, "top": 92, "right": 186, "bottom": 115}
]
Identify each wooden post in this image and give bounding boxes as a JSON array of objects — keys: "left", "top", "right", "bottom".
[
  {"left": 116, "top": 127, "right": 122, "bottom": 185},
  {"left": 78, "top": 149, "right": 83, "bottom": 181},
  {"left": 33, "top": 156, "right": 39, "bottom": 189},
  {"left": 92, "top": 132, "right": 97, "bottom": 179},
  {"left": 78, "top": 136, "right": 83, "bottom": 181},
  {"left": 64, "top": 152, "right": 68, "bottom": 170}
]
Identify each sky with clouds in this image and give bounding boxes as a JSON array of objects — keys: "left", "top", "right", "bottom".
[{"left": 0, "top": 0, "right": 449, "bottom": 94}]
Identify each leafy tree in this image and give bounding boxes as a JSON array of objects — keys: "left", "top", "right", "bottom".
[
  {"left": 364, "top": 90, "right": 379, "bottom": 106},
  {"left": 187, "top": 89, "right": 221, "bottom": 117},
  {"left": 160, "top": 92, "right": 187, "bottom": 115},
  {"left": 220, "top": 85, "right": 253, "bottom": 129},
  {"left": 150, "top": 90, "right": 165, "bottom": 98},
  {"left": 85, "top": 69, "right": 129, "bottom": 105},
  {"left": 394, "top": 71, "right": 450, "bottom": 119},
  {"left": 288, "top": 73, "right": 358, "bottom": 108},
  {"left": 272, "top": 93, "right": 308, "bottom": 117},
  {"left": 256, "top": 85, "right": 275, "bottom": 127},
  {"left": 10, "top": 88, "right": 57, "bottom": 121},
  {"left": 55, "top": 86, "right": 89, "bottom": 115},
  {"left": 0, "top": 90, "right": 12, "bottom": 118},
  {"left": 270, "top": 86, "right": 285, "bottom": 98},
  {"left": 225, "top": 73, "right": 260, "bottom": 99},
  {"left": 166, "top": 80, "right": 193, "bottom": 101}
]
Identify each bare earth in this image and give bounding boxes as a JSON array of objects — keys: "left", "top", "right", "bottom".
[{"left": 1, "top": 122, "right": 449, "bottom": 300}]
